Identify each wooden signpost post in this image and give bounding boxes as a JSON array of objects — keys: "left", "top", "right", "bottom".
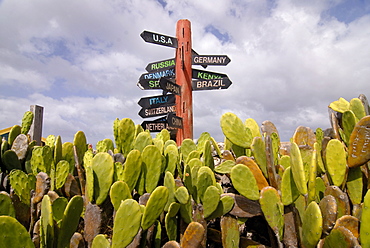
[{"left": 138, "top": 19, "right": 232, "bottom": 145}]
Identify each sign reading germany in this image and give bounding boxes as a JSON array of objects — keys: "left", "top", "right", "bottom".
[{"left": 192, "top": 55, "right": 230, "bottom": 66}]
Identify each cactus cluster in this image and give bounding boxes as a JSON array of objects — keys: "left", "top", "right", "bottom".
[{"left": 1, "top": 94, "right": 370, "bottom": 247}]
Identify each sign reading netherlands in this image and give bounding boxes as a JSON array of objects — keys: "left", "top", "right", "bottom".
[
  {"left": 192, "top": 55, "right": 230, "bottom": 66},
  {"left": 159, "top": 77, "right": 181, "bottom": 96},
  {"left": 139, "top": 103, "right": 176, "bottom": 118},
  {"left": 140, "top": 30, "right": 178, "bottom": 48},
  {"left": 138, "top": 94, "right": 175, "bottom": 108},
  {"left": 192, "top": 77, "right": 232, "bottom": 91},
  {"left": 141, "top": 117, "right": 176, "bottom": 132},
  {"left": 145, "top": 58, "right": 175, "bottom": 72}
]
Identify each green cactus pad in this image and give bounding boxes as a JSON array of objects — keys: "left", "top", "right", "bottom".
[
  {"left": 165, "top": 212, "right": 178, "bottom": 241},
  {"left": 96, "top": 138, "right": 114, "bottom": 153},
  {"left": 9, "top": 169, "right": 36, "bottom": 205},
  {"left": 349, "top": 97, "right": 366, "bottom": 121},
  {"left": 54, "top": 135, "right": 63, "bottom": 165},
  {"left": 111, "top": 199, "right": 142, "bottom": 248},
  {"left": 323, "top": 226, "right": 360, "bottom": 248},
  {"left": 109, "top": 181, "right": 132, "bottom": 211},
  {"left": 251, "top": 137, "right": 268, "bottom": 178},
  {"left": 133, "top": 131, "right": 153, "bottom": 153},
  {"left": 308, "top": 147, "right": 317, "bottom": 203},
  {"left": 230, "top": 164, "right": 259, "bottom": 200},
  {"left": 31, "top": 145, "right": 53, "bottom": 175},
  {"left": 202, "top": 185, "right": 220, "bottom": 219},
  {"left": 185, "top": 150, "right": 201, "bottom": 164},
  {"left": 245, "top": 118, "right": 262, "bottom": 138},
  {"left": 179, "top": 197, "right": 193, "bottom": 224},
  {"left": 91, "top": 152, "right": 114, "bottom": 205},
  {"left": 302, "top": 201, "right": 323, "bottom": 248},
  {"left": 91, "top": 234, "right": 110, "bottom": 248},
  {"left": 142, "top": 145, "right": 162, "bottom": 193},
  {"left": 123, "top": 149, "right": 142, "bottom": 191},
  {"left": 0, "top": 192, "right": 15, "bottom": 217},
  {"left": 55, "top": 160, "right": 70, "bottom": 189},
  {"left": 57, "top": 195, "right": 84, "bottom": 248},
  {"left": 360, "top": 189, "right": 370, "bottom": 247},
  {"left": 329, "top": 97, "right": 350, "bottom": 113},
  {"left": 174, "top": 186, "right": 189, "bottom": 205},
  {"left": 197, "top": 166, "right": 216, "bottom": 201},
  {"left": 164, "top": 144, "right": 179, "bottom": 175},
  {"left": 73, "top": 131, "right": 87, "bottom": 167},
  {"left": 281, "top": 166, "right": 300, "bottom": 205},
  {"left": 290, "top": 142, "right": 308, "bottom": 195},
  {"left": 0, "top": 216, "right": 34, "bottom": 248},
  {"left": 164, "top": 171, "right": 176, "bottom": 212},
  {"left": 2, "top": 150, "right": 22, "bottom": 171},
  {"left": 326, "top": 139, "right": 347, "bottom": 186},
  {"left": 260, "top": 186, "right": 284, "bottom": 240},
  {"left": 235, "top": 156, "right": 269, "bottom": 190},
  {"left": 141, "top": 186, "right": 169, "bottom": 230},
  {"left": 40, "top": 195, "right": 54, "bottom": 248},
  {"left": 180, "top": 139, "right": 197, "bottom": 162},
  {"left": 21, "top": 111, "right": 34, "bottom": 135},
  {"left": 205, "top": 195, "right": 234, "bottom": 221},
  {"left": 52, "top": 197, "right": 68, "bottom": 224},
  {"left": 346, "top": 167, "right": 363, "bottom": 205},
  {"left": 214, "top": 160, "right": 235, "bottom": 174},
  {"left": 62, "top": 142, "right": 75, "bottom": 174},
  {"left": 221, "top": 112, "right": 252, "bottom": 148},
  {"left": 118, "top": 118, "right": 136, "bottom": 157},
  {"left": 8, "top": 125, "right": 21, "bottom": 146}
]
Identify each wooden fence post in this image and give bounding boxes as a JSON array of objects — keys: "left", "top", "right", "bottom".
[{"left": 29, "top": 105, "right": 43, "bottom": 145}]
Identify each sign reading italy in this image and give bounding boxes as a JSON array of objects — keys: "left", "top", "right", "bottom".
[
  {"left": 140, "top": 30, "right": 178, "bottom": 48},
  {"left": 192, "top": 55, "right": 230, "bottom": 66},
  {"left": 138, "top": 94, "right": 176, "bottom": 108}
]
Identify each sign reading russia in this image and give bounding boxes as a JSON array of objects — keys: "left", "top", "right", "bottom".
[
  {"left": 140, "top": 30, "right": 178, "bottom": 48},
  {"left": 146, "top": 58, "right": 175, "bottom": 72},
  {"left": 192, "top": 55, "right": 230, "bottom": 66}
]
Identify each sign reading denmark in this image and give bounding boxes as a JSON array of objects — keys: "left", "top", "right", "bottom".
[
  {"left": 140, "top": 30, "right": 178, "bottom": 48},
  {"left": 192, "top": 55, "right": 230, "bottom": 66},
  {"left": 138, "top": 67, "right": 175, "bottom": 90}
]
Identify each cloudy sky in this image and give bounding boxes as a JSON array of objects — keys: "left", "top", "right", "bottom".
[{"left": 1, "top": 0, "right": 369, "bottom": 146}]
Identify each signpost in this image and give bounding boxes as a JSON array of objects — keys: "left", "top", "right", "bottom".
[
  {"left": 138, "top": 20, "right": 232, "bottom": 144},
  {"left": 159, "top": 77, "right": 181, "bottom": 95},
  {"left": 192, "top": 55, "right": 230, "bottom": 66}
]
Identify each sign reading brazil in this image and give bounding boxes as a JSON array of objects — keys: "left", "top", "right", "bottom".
[
  {"left": 192, "top": 55, "right": 230, "bottom": 66},
  {"left": 192, "top": 77, "right": 232, "bottom": 91},
  {"left": 140, "top": 30, "right": 178, "bottom": 48}
]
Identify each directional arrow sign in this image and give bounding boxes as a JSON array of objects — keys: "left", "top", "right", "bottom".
[
  {"left": 139, "top": 103, "right": 176, "bottom": 118},
  {"left": 159, "top": 77, "right": 181, "bottom": 96},
  {"left": 145, "top": 58, "right": 175, "bottom": 72},
  {"left": 192, "top": 77, "right": 232, "bottom": 91},
  {"left": 140, "top": 67, "right": 175, "bottom": 80},
  {"left": 167, "top": 113, "right": 183, "bottom": 129},
  {"left": 138, "top": 94, "right": 176, "bottom": 108},
  {"left": 140, "top": 30, "right": 178, "bottom": 48},
  {"left": 192, "top": 68, "right": 227, "bottom": 80},
  {"left": 192, "top": 55, "right": 231, "bottom": 66},
  {"left": 141, "top": 117, "right": 176, "bottom": 132}
]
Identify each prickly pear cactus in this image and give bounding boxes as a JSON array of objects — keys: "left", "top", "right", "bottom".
[
  {"left": 290, "top": 142, "right": 308, "bottom": 195},
  {"left": 96, "top": 138, "right": 114, "bottom": 153},
  {"left": 180, "top": 221, "right": 205, "bottom": 248},
  {"left": 325, "top": 139, "right": 347, "bottom": 186},
  {"left": 281, "top": 166, "right": 300, "bottom": 206},
  {"left": 260, "top": 186, "right": 284, "bottom": 241},
  {"left": 117, "top": 118, "right": 136, "bottom": 157},
  {"left": 220, "top": 112, "right": 252, "bottom": 148},
  {"left": 0, "top": 216, "right": 34, "bottom": 248},
  {"left": 55, "top": 160, "right": 70, "bottom": 190},
  {"left": 21, "top": 111, "right": 34, "bottom": 135},
  {"left": 141, "top": 186, "right": 169, "bottom": 230},
  {"left": 57, "top": 195, "right": 84, "bottom": 248},
  {"left": 40, "top": 195, "right": 54, "bottom": 248},
  {"left": 122, "top": 149, "right": 142, "bottom": 191},
  {"left": 230, "top": 164, "right": 259, "bottom": 200},
  {"left": 9, "top": 169, "right": 36, "bottom": 205},
  {"left": 91, "top": 152, "right": 114, "bottom": 205},
  {"left": 133, "top": 131, "right": 153, "bottom": 153},
  {"left": 202, "top": 185, "right": 220, "bottom": 219},
  {"left": 302, "top": 201, "right": 323, "bottom": 248},
  {"left": 142, "top": 145, "right": 162, "bottom": 193},
  {"left": 109, "top": 181, "right": 132, "bottom": 211},
  {"left": 8, "top": 125, "right": 21, "bottom": 146},
  {"left": 251, "top": 136, "right": 268, "bottom": 178},
  {"left": 31, "top": 145, "right": 53, "bottom": 175},
  {"left": 111, "top": 199, "right": 142, "bottom": 248},
  {"left": 73, "top": 131, "right": 87, "bottom": 166},
  {"left": 0, "top": 192, "right": 15, "bottom": 217},
  {"left": 361, "top": 189, "right": 370, "bottom": 247}
]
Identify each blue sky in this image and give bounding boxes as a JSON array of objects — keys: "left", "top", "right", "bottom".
[{"left": 1, "top": 0, "right": 370, "bottom": 145}]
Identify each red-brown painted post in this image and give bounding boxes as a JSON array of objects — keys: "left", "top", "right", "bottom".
[{"left": 175, "top": 19, "right": 193, "bottom": 145}]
